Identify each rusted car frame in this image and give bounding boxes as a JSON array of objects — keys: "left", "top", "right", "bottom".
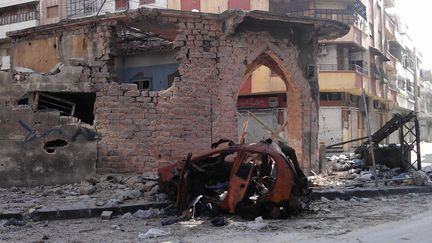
[{"left": 159, "top": 139, "right": 309, "bottom": 218}]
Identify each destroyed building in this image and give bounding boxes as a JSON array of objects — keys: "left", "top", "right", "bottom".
[{"left": 0, "top": 8, "right": 348, "bottom": 186}]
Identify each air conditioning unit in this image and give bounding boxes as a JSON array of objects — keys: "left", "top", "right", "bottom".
[
  {"left": 373, "top": 100, "right": 382, "bottom": 109},
  {"left": 318, "top": 45, "right": 328, "bottom": 56}
]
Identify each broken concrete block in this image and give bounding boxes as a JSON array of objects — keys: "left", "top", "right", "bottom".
[
  {"left": 133, "top": 208, "right": 164, "bottom": 219},
  {"left": 101, "top": 210, "right": 113, "bottom": 220},
  {"left": 116, "top": 189, "right": 141, "bottom": 201},
  {"left": 143, "top": 181, "right": 157, "bottom": 192},
  {"left": 84, "top": 175, "right": 100, "bottom": 185},
  {"left": 122, "top": 212, "right": 133, "bottom": 219},
  {"left": 246, "top": 217, "right": 267, "bottom": 230},
  {"left": 80, "top": 181, "right": 96, "bottom": 195},
  {"left": 138, "top": 228, "right": 169, "bottom": 239},
  {"left": 413, "top": 171, "right": 432, "bottom": 186},
  {"left": 126, "top": 176, "right": 143, "bottom": 188}
]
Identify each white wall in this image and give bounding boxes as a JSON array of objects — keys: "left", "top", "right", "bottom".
[
  {"left": 317, "top": 45, "right": 337, "bottom": 65},
  {"left": 319, "top": 107, "right": 343, "bottom": 145},
  {"left": 0, "top": 20, "right": 38, "bottom": 39},
  {"left": 0, "top": 0, "right": 38, "bottom": 8},
  {"left": 0, "top": 55, "right": 10, "bottom": 70}
]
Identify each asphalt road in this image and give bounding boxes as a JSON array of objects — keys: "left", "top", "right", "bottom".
[{"left": 296, "top": 209, "right": 432, "bottom": 243}]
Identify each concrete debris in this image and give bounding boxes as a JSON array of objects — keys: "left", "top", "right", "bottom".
[
  {"left": 101, "top": 211, "right": 113, "bottom": 220},
  {"left": 161, "top": 216, "right": 179, "bottom": 226},
  {"left": 0, "top": 173, "right": 165, "bottom": 214},
  {"left": 133, "top": 208, "right": 164, "bottom": 219},
  {"left": 45, "top": 62, "right": 64, "bottom": 75},
  {"left": 3, "top": 218, "right": 26, "bottom": 227},
  {"left": 80, "top": 181, "right": 96, "bottom": 195},
  {"left": 413, "top": 171, "right": 432, "bottom": 186},
  {"left": 14, "top": 66, "right": 35, "bottom": 73},
  {"left": 246, "top": 217, "right": 268, "bottom": 230},
  {"left": 121, "top": 212, "right": 133, "bottom": 219},
  {"left": 138, "top": 228, "right": 169, "bottom": 239}
]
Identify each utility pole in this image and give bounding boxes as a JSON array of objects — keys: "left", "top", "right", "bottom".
[{"left": 362, "top": 89, "right": 378, "bottom": 187}]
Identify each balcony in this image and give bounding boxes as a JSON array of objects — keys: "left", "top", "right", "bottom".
[
  {"left": 385, "top": 14, "right": 396, "bottom": 39},
  {"left": 318, "top": 64, "right": 367, "bottom": 95},
  {"left": 319, "top": 64, "right": 368, "bottom": 75},
  {"left": 321, "top": 26, "right": 366, "bottom": 50},
  {"left": 286, "top": 8, "right": 354, "bottom": 25}
]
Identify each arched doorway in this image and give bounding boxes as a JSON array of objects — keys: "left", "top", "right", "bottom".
[{"left": 236, "top": 52, "right": 305, "bottom": 165}]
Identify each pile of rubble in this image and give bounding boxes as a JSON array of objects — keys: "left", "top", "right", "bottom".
[
  {"left": 0, "top": 173, "right": 166, "bottom": 213},
  {"left": 309, "top": 152, "right": 432, "bottom": 188}
]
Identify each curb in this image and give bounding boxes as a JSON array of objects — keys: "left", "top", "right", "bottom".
[
  {"left": 311, "top": 186, "right": 432, "bottom": 200},
  {"left": 1, "top": 202, "right": 169, "bottom": 222},
  {"left": 0, "top": 212, "right": 23, "bottom": 221}
]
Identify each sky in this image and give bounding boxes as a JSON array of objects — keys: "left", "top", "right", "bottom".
[{"left": 394, "top": 0, "right": 432, "bottom": 69}]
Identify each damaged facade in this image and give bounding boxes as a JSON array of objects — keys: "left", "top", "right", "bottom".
[{"left": 0, "top": 8, "right": 348, "bottom": 186}]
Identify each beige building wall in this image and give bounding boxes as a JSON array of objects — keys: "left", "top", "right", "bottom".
[{"left": 40, "top": 0, "right": 67, "bottom": 25}]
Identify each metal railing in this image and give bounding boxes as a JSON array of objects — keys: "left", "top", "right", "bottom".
[
  {"left": 286, "top": 9, "right": 355, "bottom": 25},
  {"left": 318, "top": 64, "right": 369, "bottom": 75}
]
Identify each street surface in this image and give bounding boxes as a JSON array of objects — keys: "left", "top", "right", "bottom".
[{"left": 2, "top": 193, "right": 432, "bottom": 242}]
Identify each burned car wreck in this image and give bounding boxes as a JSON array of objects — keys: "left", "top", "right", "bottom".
[{"left": 159, "top": 139, "right": 310, "bottom": 219}]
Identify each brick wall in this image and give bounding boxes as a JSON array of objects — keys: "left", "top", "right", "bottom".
[{"left": 92, "top": 15, "right": 318, "bottom": 173}]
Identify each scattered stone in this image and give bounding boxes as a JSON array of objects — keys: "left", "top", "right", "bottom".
[
  {"left": 133, "top": 208, "right": 164, "bottom": 219},
  {"left": 149, "top": 185, "right": 160, "bottom": 196},
  {"left": 110, "top": 224, "right": 121, "bottom": 230},
  {"left": 413, "top": 171, "right": 432, "bottom": 186},
  {"left": 320, "top": 197, "right": 330, "bottom": 203},
  {"left": 105, "top": 175, "right": 120, "bottom": 184},
  {"left": 122, "top": 212, "right": 133, "bottom": 219},
  {"left": 106, "top": 199, "right": 122, "bottom": 207},
  {"left": 42, "top": 235, "right": 49, "bottom": 240},
  {"left": 3, "top": 218, "right": 26, "bottom": 227},
  {"left": 161, "top": 216, "right": 179, "bottom": 226},
  {"left": 116, "top": 190, "right": 141, "bottom": 201},
  {"left": 211, "top": 217, "right": 226, "bottom": 227},
  {"left": 156, "top": 193, "right": 168, "bottom": 202},
  {"left": 357, "top": 173, "right": 372, "bottom": 182},
  {"left": 142, "top": 172, "right": 159, "bottom": 180},
  {"left": 143, "top": 181, "right": 158, "bottom": 192},
  {"left": 101, "top": 211, "right": 113, "bottom": 220},
  {"left": 138, "top": 228, "right": 169, "bottom": 239},
  {"left": 246, "top": 216, "right": 268, "bottom": 230},
  {"left": 85, "top": 175, "right": 100, "bottom": 185},
  {"left": 80, "top": 181, "right": 96, "bottom": 195},
  {"left": 95, "top": 200, "right": 106, "bottom": 206}
]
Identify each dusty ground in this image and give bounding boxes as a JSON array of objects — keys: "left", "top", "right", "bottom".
[{"left": 1, "top": 193, "right": 431, "bottom": 242}]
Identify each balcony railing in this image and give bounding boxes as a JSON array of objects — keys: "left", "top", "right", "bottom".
[
  {"left": 318, "top": 64, "right": 369, "bottom": 75},
  {"left": 286, "top": 9, "right": 355, "bottom": 25}
]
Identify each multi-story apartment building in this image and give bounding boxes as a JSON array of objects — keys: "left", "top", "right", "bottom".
[
  {"left": 264, "top": 0, "right": 422, "bottom": 151},
  {"left": 419, "top": 69, "right": 432, "bottom": 141}
]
